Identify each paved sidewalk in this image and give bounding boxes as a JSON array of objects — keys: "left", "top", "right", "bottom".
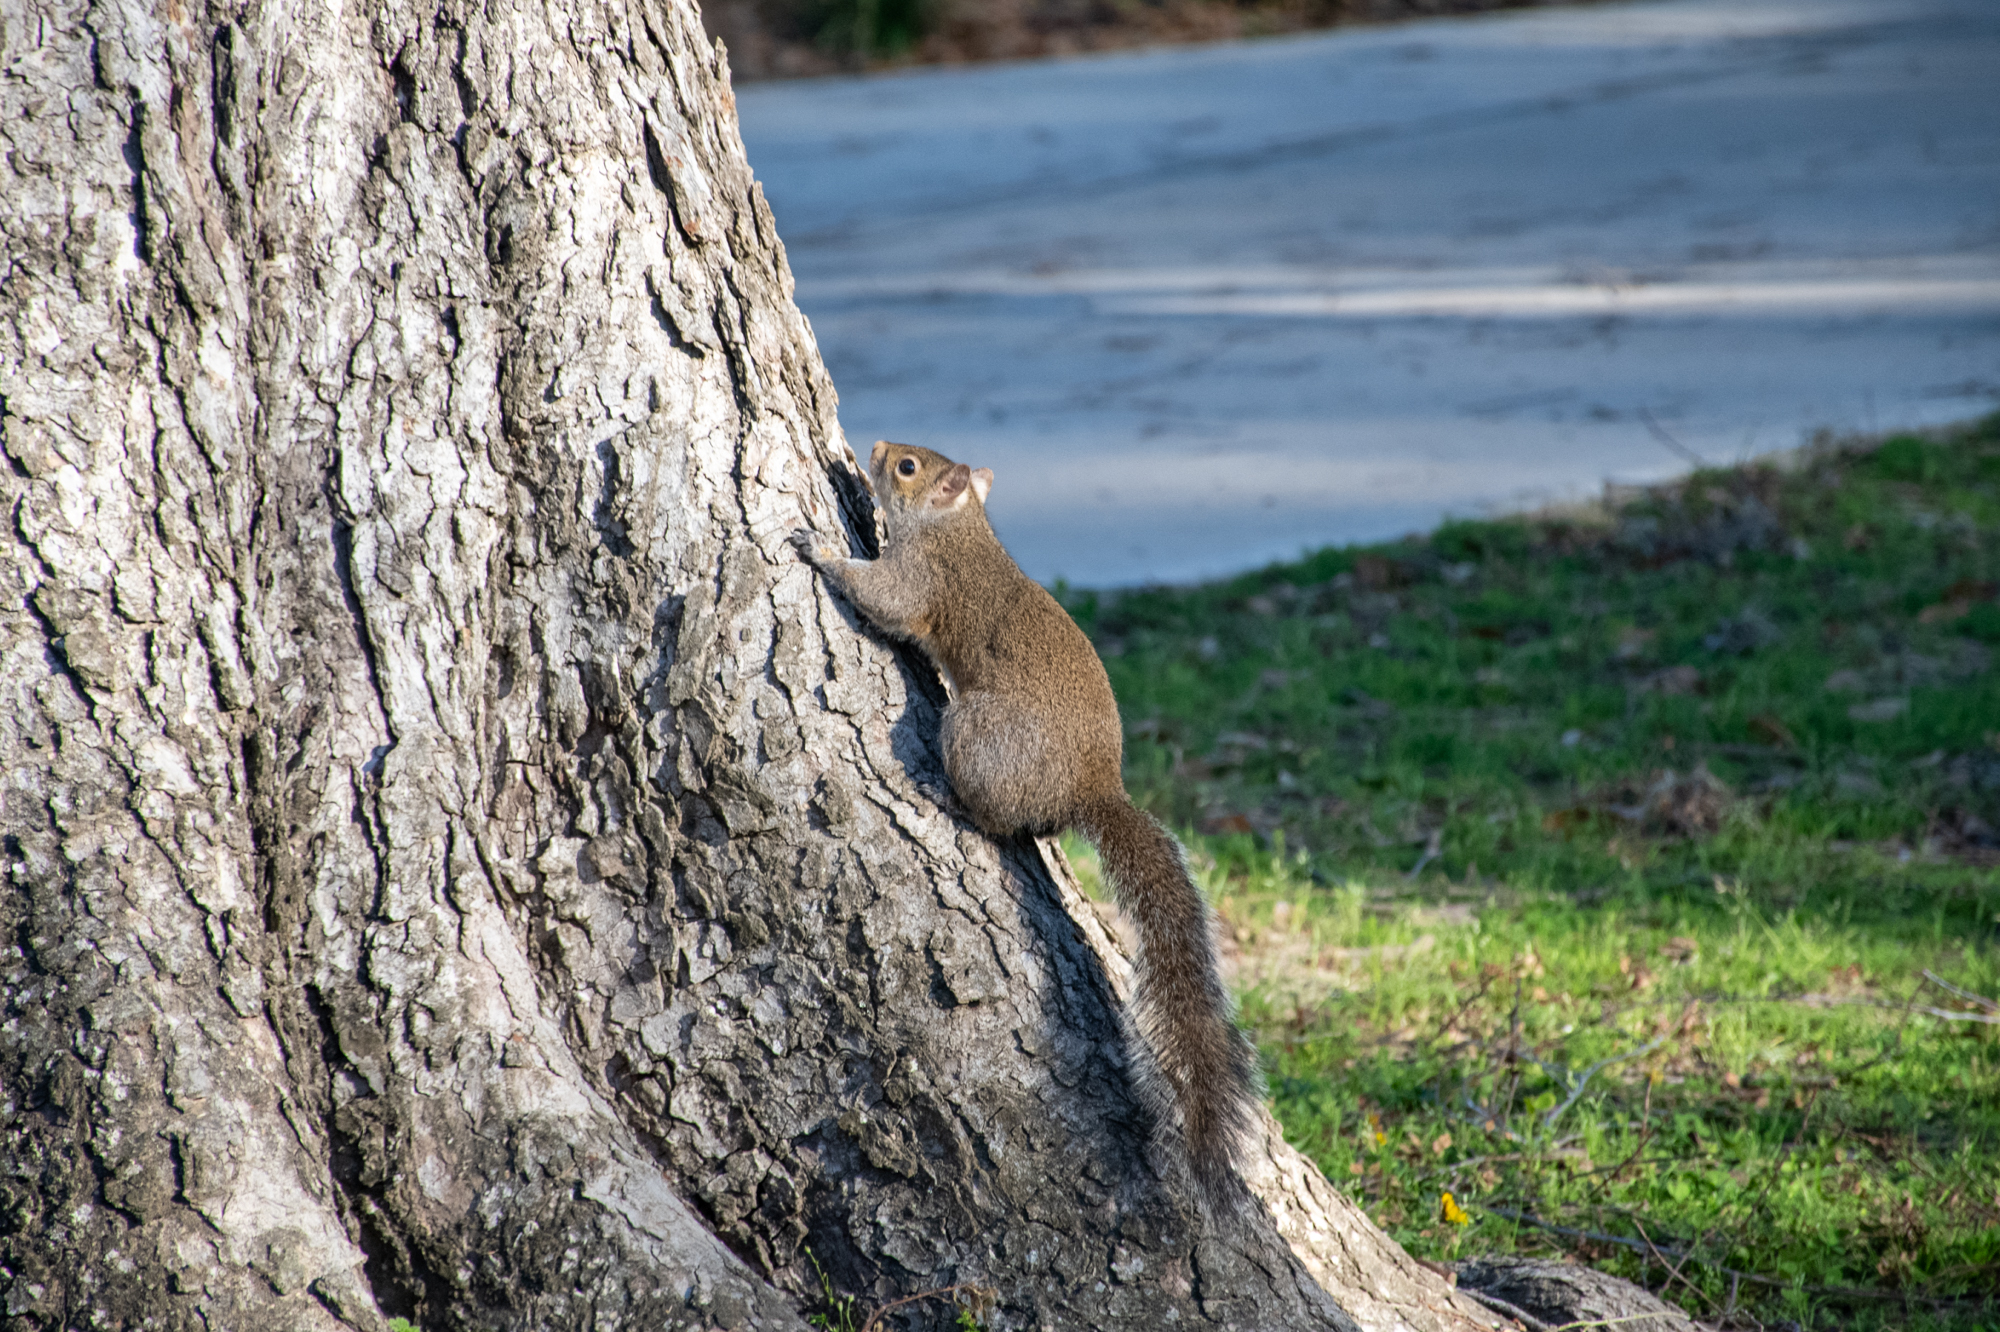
[{"left": 738, "top": 0, "right": 2000, "bottom": 586}]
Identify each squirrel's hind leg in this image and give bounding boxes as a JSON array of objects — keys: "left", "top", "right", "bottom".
[{"left": 938, "top": 693, "right": 1076, "bottom": 836}]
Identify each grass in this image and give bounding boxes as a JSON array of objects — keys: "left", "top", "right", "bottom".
[{"left": 1058, "top": 416, "right": 2000, "bottom": 1331}]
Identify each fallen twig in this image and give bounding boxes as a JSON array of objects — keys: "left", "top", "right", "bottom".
[
  {"left": 1460, "top": 1106, "right": 1524, "bottom": 1143},
  {"left": 1540, "top": 1037, "right": 1669, "bottom": 1130},
  {"left": 1921, "top": 969, "right": 1999, "bottom": 1013},
  {"left": 1631, "top": 1216, "right": 1715, "bottom": 1316},
  {"left": 1588, "top": 1076, "right": 1657, "bottom": 1202},
  {"left": 1795, "top": 994, "right": 1999, "bottom": 1024},
  {"left": 1408, "top": 826, "right": 1445, "bottom": 879},
  {"left": 1475, "top": 1205, "right": 1991, "bottom": 1307},
  {"left": 1500, "top": 977, "right": 1526, "bottom": 1124},
  {"left": 1582, "top": 987, "right": 1996, "bottom": 1025}
]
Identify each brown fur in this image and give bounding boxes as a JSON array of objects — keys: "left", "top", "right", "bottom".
[{"left": 792, "top": 442, "right": 1261, "bottom": 1211}]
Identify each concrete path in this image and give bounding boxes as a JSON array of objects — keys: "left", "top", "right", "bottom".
[{"left": 736, "top": 0, "right": 2000, "bottom": 586}]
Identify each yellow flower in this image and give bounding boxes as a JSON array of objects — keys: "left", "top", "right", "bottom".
[
  {"left": 1366, "top": 1112, "right": 1386, "bottom": 1147},
  {"left": 1440, "top": 1192, "right": 1471, "bottom": 1227}
]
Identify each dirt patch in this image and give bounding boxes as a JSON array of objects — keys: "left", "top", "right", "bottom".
[
  {"left": 1542, "top": 766, "right": 1734, "bottom": 841},
  {"left": 704, "top": 0, "right": 1600, "bottom": 82},
  {"left": 1929, "top": 805, "right": 2000, "bottom": 867}
]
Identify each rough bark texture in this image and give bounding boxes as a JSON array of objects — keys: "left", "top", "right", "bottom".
[
  {"left": 0, "top": 0, "right": 1499, "bottom": 1328},
  {"left": 1454, "top": 1259, "right": 1705, "bottom": 1332}
]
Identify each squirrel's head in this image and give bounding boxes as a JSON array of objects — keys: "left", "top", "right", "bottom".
[{"left": 867, "top": 441, "right": 994, "bottom": 535}]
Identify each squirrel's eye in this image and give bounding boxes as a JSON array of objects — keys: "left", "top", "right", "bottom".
[{"left": 896, "top": 458, "right": 918, "bottom": 477}]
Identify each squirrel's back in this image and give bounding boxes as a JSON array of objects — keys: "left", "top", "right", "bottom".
[{"left": 918, "top": 523, "right": 1110, "bottom": 704}]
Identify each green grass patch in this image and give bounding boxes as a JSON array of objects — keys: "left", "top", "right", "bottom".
[{"left": 1061, "top": 416, "right": 2000, "bottom": 1330}]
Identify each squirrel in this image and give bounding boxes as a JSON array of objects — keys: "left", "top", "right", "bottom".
[{"left": 791, "top": 440, "right": 1261, "bottom": 1211}]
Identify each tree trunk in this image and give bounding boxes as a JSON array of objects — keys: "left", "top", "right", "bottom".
[{"left": 0, "top": 1, "right": 1501, "bottom": 1328}]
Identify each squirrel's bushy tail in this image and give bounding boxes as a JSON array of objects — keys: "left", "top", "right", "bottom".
[{"left": 1081, "top": 798, "right": 1261, "bottom": 1211}]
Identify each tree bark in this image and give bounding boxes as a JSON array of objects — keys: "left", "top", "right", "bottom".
[
  {"left": 1454, "top": 1259, "right": 1702, "bottom": 1332},
  {"left": 0, "top": 1, "right": 1500, "bottom": 1329}
]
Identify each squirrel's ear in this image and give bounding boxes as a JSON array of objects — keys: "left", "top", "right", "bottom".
[
  {"left": 930, "top": 463, "right": 971, "bottom": 509},
  {"left": 970, "top": 468, "right": 994, "bottom": 504}
]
